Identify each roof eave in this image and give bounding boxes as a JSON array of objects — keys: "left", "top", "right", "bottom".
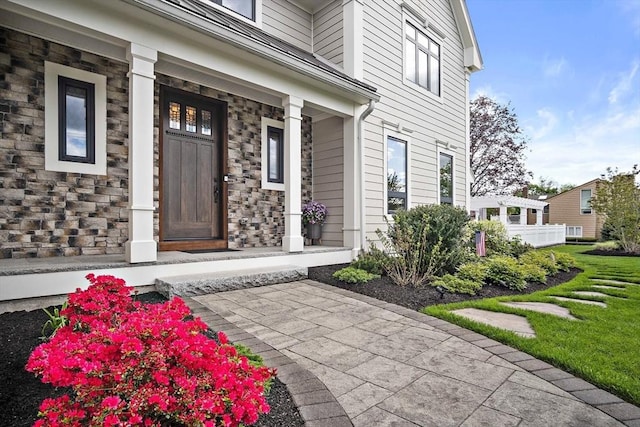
[
  {"left": 450, "top": 0, "right": 483, "bottom": 73},
  {"left": 123, "top": 0, "right": 380, "bottom": 103}
]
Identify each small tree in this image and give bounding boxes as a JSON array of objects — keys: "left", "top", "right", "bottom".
[
  {"left": 470, "top": 96, "right": 532, "bottom": 196},
  {"left": 590, "top": 166, "right": 640, "bottom": 254}
]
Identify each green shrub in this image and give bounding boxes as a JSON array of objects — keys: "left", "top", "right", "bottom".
[
  {"left": 351, "top": 245, "right": 391, "bottom": 275},
  {"left": 509, "top": 236, "right": 533, "bottom": 257},
  {"left": 333, "top": 267, "right": 380, "bottom": 284},
  {"left": 467, "top": 220, "right": 511, "bottom": 256},
  {"left": 433, "top": 274, "right": 483, "bottom": 295},
  {"left": 550, "top": 250, "right": 576, "bottom": 272},
  {"left": 485, "top": 256, "right": 527, "bottom": 291},
  {"left": 594, "top": 241, "right": 620, "bottom": 251},
  {"left": 380, "top": 204, "right": 471, "bottom": 285},
  {"left": 519, "top": 263, "right": 547, "bottom": 283},
  {"left": 456, "top": 262, "right": 487, "bottom": 284},
  {"left": 519, "top": 250, "right": 559, "bottom": 275}
]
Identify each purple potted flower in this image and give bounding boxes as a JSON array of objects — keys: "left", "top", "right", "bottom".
[{"left": 302, "top": 201, "right": 327, "bottom": 241}]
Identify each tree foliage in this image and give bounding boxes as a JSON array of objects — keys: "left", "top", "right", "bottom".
[
  {"left": 590, "top": 166, "right": 640, "bottom": 254},
  {"left": 470, "top": 96, "right": 532, "bottom": 196}
]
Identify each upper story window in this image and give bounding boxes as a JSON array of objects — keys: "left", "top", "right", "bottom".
[
  {"left": 580, "top": 189, "right": 592, "bottom": 214},
  {"left": 405, "top": 22, "right": 440, "bottom": 96},
  {"left": 439, "top": 153, "right": 453, "bottom": 205},
  {"left": 213, "top": 0, "right": 255, "bottom": 21},
  {"left": 387, "top": 136, "right": 408, "bottom": 214}
]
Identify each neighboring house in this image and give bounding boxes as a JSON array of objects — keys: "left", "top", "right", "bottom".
[
  {"left": 0, "top": 0, "right": 481, "bottom": 265},
  {"left": 546, "top": 179, "right": 603, "bottom": 240}
]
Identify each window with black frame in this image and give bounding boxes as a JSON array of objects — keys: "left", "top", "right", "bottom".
[
  {"left": 387, "top": 136, "right": 407, "bottom": 213},
  {"left": 267, "top": 126, "right": 284, "bottom": 184},
  {"left": 439, "top": 153, "right": 453, "bottom": 205},
  {"left": 58, "top": 76, "right": 95, "bottom": 164}
]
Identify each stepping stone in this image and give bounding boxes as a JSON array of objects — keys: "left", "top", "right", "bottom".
[
  {"left": 572, "top": 291, "right": 611, "bottom": 298},
  {"left": 452, "top": 308, "right": 536, "bottom": 338},
  {"left": 550, "top": 296, "right": 606, "bottom": 308},
  {"left": 592, "top": 285, "right": 625, "bottom": 290},
  {"left": 500, "top": 302, "right": 577, "bottom": 320},
  {"left": 591, "top": 279, "right": 639, "bottom": 286}
]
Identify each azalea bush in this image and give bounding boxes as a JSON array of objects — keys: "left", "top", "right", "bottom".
[
  {"left": 26, "top": 274, "right": 274, "bottom": 427},
  {"left": 301, "top": 201, "right": 328, "bottom": 225}
]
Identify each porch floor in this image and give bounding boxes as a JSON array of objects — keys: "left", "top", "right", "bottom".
[{"left": 0, "top": 246, "right": 347, "bottom": 277}]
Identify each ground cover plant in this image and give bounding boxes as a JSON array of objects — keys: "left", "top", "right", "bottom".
[{"left": 424, "top": 245, "right": 640, "bottom": 406}]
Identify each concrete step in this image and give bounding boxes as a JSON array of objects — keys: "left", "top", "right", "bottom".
[{"left": 156, "top": 264, "right": 308, "bottom": 298}]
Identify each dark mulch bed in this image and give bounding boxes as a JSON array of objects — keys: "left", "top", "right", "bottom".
[
  {"left": 309, "top": 265, "right": 582, "bottom": 311},
  {"left": 0, "top": 292, "right": 303, "bottom": 427},
  {"left": 582, "top": 248, "right": 639, "bottom": 257}
]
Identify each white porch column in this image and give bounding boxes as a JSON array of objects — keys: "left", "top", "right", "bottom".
[
  {"left": 125, "top": 43, "right": 157, "bottom": 263},
  {"left": 282, "top": 96, "right": 304, "bottom": 253},
  {"left": 536, "top": 209, "right": 544, "bottom": 225},
  {"left": 499, "top": 206, "right": 508, "bottom": 225},
  {"left": 343, "top": 113, "right": 360, "bottom": 256},
  {"left": 519, "top": 208, "right": 527, "bottom": 225}
]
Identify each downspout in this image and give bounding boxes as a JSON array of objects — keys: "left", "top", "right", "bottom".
[{"left": 358, "top": 100, "right": 376, "bottom": 252}]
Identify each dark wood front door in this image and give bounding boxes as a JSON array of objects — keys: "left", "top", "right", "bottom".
[{"left": 160, "top": 87, "right": 227, "bottom": 250}]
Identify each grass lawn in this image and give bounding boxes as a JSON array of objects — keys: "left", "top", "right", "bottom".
[{"left": 424, "top": 244, "right": 640, "bottom": 405}]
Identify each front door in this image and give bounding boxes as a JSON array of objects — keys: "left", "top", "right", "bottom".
[{"left": 160, "top": 87, "right": 227, "bottom": 250}]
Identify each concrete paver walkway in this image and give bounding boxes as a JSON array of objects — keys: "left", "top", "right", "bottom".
[
  {"left": 187, "top": 280, "right": 639, "bottom": 426},
  {"left": 550, "top": 296, "right": 607, "bottom": 307}
]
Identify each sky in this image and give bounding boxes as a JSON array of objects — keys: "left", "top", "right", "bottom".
[{"left": 466, "top": 0, "right": 640, "bottom": 187}]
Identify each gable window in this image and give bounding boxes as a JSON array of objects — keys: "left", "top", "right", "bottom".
[
  {"left": 405, "top": 22, "right": 440, "bottom": 96},
  {"left": 387, "top": 136, "right": 408, "bottom": 214},
  {"left": 58, "top": 77, "right": 95, "bottom": 164},
  {"left": 212, "top": 0, "right": 255, "bottom": 20},
  {"left": 580, "top": 189, "right": 592, "bottom": 214},
  {"left": 261, "top": 117, "right": 284, "bottom": 191},
  {"left": 439, "top": 153, "right": 453, "bottom": 205},
  {"left": 45, "top": 61, "right": 107, "bottom": 175}
]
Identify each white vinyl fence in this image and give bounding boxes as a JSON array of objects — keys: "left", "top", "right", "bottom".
[{"left": 506, "top": 224, "right": 566, "bottom": 248}]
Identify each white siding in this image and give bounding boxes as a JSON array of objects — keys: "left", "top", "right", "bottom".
[
  {"left": 262, "top": 0, "right": 312, "bottom": 50},
  {"left": 362, "top": 0, "right": 469, "bottom": 238},
  {"left": 312, "top": 1, "right": 343, "bottom": 67},
  {"left": 312, "top": 116, "right": 344, "bottom": 246}
]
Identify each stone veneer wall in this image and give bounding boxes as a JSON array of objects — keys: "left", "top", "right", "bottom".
[
  {"left": 0, "top": 28, "right": 313, "bottom": 259},
  {"left": 154, "top": 75, "right": 313, "bottom": 249},
  {"left": 0, "top": 28, "right": 130, "bottom": 258}
]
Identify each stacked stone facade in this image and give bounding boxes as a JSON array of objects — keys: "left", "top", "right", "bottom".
[
  {"left": 0, "top": 28, "right": 130, "bottom": 258},
  {"left": 0, "top": 28, "right": 313, "bottom": 258}
]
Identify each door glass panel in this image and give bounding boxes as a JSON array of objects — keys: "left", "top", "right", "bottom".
[
  {"left": 430, "top": 40, "right": 440, "bottom": 56},
  {"left": 169, "top": 102, "right": 181, "bottom": 129},
  {"left": 405, "top": 23, "right": 415, "bottom": 39},
  {"left": 202, "top": 110, "right": 212, "bottom": 136},
  {"left": 65, "top": 85, "right": 88, "bottom": 157},
  {"left": 186, "top": 106, "right": 197, "bottom": 133}
]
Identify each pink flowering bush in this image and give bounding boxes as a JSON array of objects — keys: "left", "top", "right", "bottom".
[{"left": 26, "top": 274, "right": 274, "bottom": 427}]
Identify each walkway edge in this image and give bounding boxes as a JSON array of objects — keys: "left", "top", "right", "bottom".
[{"left": 306, "top": 280, "right": 640, "bottom": 426}]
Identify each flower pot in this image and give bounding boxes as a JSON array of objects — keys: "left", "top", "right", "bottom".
[{"left": 306, "top": 223, "right": 322, "bottom": 241}]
